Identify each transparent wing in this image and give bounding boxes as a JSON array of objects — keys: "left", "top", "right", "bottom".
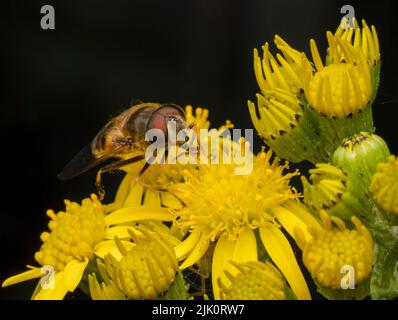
[{"left": 57, "top": 143, "right": 123, "bottom": 180}]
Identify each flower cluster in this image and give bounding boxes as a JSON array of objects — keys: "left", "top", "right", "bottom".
[{"left": 3, "top": 17, "right": 398, "bottom": 301}]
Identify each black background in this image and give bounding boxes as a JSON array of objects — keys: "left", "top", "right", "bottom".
[{"left": 1, "top": 0, "right": 397, "bottom": 299}]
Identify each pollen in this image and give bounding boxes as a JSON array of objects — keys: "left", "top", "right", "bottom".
[
  {"left": 299, "top": 211, "right": 373, "bottom": 289},
  {"left": 34, "top": 194, "right": 105, "bottom": 271},
  {"left": 370, "top": 155, "right": 398, "bottom": 215},
  {"left": 218, "top": 261, "right": 286, "bottom": 300}
]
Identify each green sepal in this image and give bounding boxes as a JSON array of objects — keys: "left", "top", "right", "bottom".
[
  {"left": 160, "top": 271, "right": 193, "bottom": 300},
  {"left": 262, "top": 106, "right": 328, "bottom": 164},
  {"left": 284, "top": 284, "right": 298, "bottom": 300},
  {"left": 314, "top": 277, "right": 371, "bottom": 300},
  {"left": 305, "top": 104, "right": 375, "bottom": 158},
  {"left": 370, "top": 62, "right": 381, "bottom": 104}
]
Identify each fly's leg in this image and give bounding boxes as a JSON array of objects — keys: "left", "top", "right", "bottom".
[{"left": 96, "top": 155, "right": 145, "bottom": 200}]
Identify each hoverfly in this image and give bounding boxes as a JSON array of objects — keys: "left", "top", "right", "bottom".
[{"left": 58, "top": 102, "right": 189, "bottom": 199}]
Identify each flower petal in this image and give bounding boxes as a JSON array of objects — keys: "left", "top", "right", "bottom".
[
  {"left": 104, "top": 207, "right": 173, "bottom": 226},
  {"left": 179, "top": 233, "right": 209, "bottom": 270},
  {"left": 260, "top": 224, "right": 311, "bottom": 300},
  {"left": 282, "top": 200, "right": 322, "bottom": 231},
  {"left": 272, "top": 206, "right": 313, "bottom": 243},
  {"left": 2, "top": 268, "right": 42, "bottom": 287},
  {"left": 123, "top": 183, "right": 145, "bottom": 206},
  {"left": 143, "top": 189, "right": 162, "bottom": 208},
  {"left": 94, "top": 240, "right": 135, "bottom": 260},
  {"left": 104, "top": 226, "right": 134, "bottom": 240},
  {"left": 212, "top": 234, "right": 236, "bottom": 300},
  {"left": 114, "top": 173, "right": 134, "bottom": 205},
  {"left": 174, "top": 230, "right": 201, "bottom": 260},
  {"left": 33, "top": 271, "right": 68, "bottom": 300},
  {"left": 63, "top": 258, "right": 89, "bottom": 292},
  {"left": 233, "top": 228, "right": 257, "bottom": 261},
  {"left": 160, "top": 192, "right": 183, "bottom": 209}
]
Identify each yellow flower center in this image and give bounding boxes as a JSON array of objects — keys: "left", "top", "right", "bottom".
[
  {"left": 170, "top": 150, "right": 298, "bottom": 241},
  {"left": 108, "top": 230, "right": 178, "bottom": 299},
  {"left": 34, "top": 195, "right": 105, "bottom": 271},
  {"left": 219, "top": 261, "right": 286, "bottom": 300},
  {"left": 302, "top": 212, "right": 373, "bottom": 289},
  {"left": 370, "top": 155, "right": 398, "bottom": 215},
  {"left": 307, "top": 63, "right": 370, "bottom": 118}
]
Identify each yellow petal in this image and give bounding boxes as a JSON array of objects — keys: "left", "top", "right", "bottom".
[
  {"left": 104, "top": 207, "right": 173, "bottom": 226},
  {"left": 34, "top": 271, "right": 68, "bottom": 300},
  {"left": 282, "top": 200, "right": 322, "bottom": 231},
  {"left": 63, "top": 259, "right": 89, "bottom": 292},
  {"left": 160, "top": 192, "right": 183, "bottom": 209},
  {"left": 2, "top": 268, "right": 42, "bottom": 287},
  {"left": 143, "top": 189, "right": 162, "bottom": 208},
  {"left": 114, "top": 173, "right": 134, "bottom": 205},
  {"left": 179, "top": 233, "right": 209, "bottom": 270},
  {"left": 123, "top": 183, "right": 145, "bottom": 206},
  {"left": 233, "top": 228, "right": 257, "bottom": 261},
  {"left": 212, "top": 234, "right": 236, "bottom": 300},
  {"left": 272, "top": 206, "right": 313, "bottom": 243},
  {"left": 174, "top": 230, "right": 201, "bottom": 260},
  {"left": 260, "top": 224, "right": 311, "bottom": 300},
  {"left": 104, "top": 226, "right": 134, "bottom": 240},
  {"left": 94, "top": 240, "right": 135, "bottom": 260}
]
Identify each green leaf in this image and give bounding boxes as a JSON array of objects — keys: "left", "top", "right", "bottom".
[
  {"left": 284, "top": 284, "right": 298, "bottom": 300},
  {"left": 315, "top": 277, "right": 371, "bottom": 300},
  {"left": 370, "top": 239, "right": 398, "bottom": 299},
  {"left": 160, "top": 271, "right": 192, "bottom": 300}
]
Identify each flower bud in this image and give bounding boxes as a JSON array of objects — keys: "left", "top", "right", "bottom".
[{"left": 332, "top": 132, "right": 390, "bottom": 189}]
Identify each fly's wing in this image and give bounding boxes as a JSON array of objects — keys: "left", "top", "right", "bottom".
[{"left": 57, "top": 143, "right": 123, "bottom": 180}]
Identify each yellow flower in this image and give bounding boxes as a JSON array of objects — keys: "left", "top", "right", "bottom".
[
  {"left": 89, "top": 228, "right": 178, "bottom": 300},
  {"left": 248, "top": 88, "right": 303, "bottom": 142},
  {"left": 218, "top": 261, "right": 286, "bottom": 300},
  {"left": 170, "top": 149, "right": 321, "bottom": 300},
  {"left": 2, "top": 194, "right": 175, "bottom": 299},
  {"left": 301, "top": 163, "right": 372, "bottom": 221},
  {"left": 370, "top": 155, "right": 398, "bottom": 215},
  {"left": 304, "top": 32, "right": 371, "bottom": 118},
  {"left": 248, "top": 87, "right": 326, "bottom": 163},
  {"left": 335, "top": 18, "right": 380, "bottom": 65},
  {"left": 253, "top": 35, "right": 309, "bottom": 96},
  {"left": 295, "top": 210, "right": 374, "bottom": 289},
  {"left": 302, "top": 164, "right": 347, "bottom": 212}
]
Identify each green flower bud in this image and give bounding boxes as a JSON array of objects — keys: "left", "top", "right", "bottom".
[
  {"left": 248, "top": 88, "right": 328, "bottom": 163},
  {"left": 332, "top": 132, "right": 390, "bottom": 189}
]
